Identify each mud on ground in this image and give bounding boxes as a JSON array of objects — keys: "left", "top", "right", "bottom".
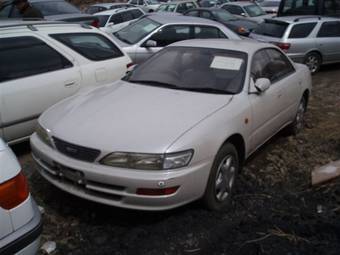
[{"left": 14, "top": 64, "right": 340, "bottom": 255}]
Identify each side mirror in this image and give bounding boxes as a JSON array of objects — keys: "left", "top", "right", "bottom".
[
  {"left": 254, "top": 78, "right": 270, "bottom": 93},
  {"left": 240, "top": 12, "right": 246, "bottom": 17},
  {"left": 144, "top": 39, "right": 157, "bottom": 47}
]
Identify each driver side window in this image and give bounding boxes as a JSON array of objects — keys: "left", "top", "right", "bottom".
[
  {"left": 251, "top": 50, "right": 271, "bottom": 82},
  {"left": 149, "top": 25, "right": 191, "bottom": 47}
]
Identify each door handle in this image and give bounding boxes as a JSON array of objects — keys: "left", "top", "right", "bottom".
[{"left": 64, "top": 81, "right": 75, "bottom": 87}]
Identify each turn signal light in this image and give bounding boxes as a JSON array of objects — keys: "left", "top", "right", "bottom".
[
  {"left": 0, "top": 172, "right": 29, "bottom": 210},
  {"left": 136, "top": 186, "right": 179, "bottom": 196}
]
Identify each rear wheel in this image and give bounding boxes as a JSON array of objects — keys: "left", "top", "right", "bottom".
[
  {"left": 203, "top": 143, "right": 239, "bottom": 211},
  {"left": 304, "top": 52, "right": 321, "bottom": 74}
]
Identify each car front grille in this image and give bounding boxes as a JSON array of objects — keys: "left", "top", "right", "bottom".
[{"left": 53, "top": 137, "right": 101, "bottom": 162}]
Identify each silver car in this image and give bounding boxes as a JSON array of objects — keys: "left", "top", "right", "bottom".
[
  {"left": 112, "top": 13, "right": 240, "bottom": 63},
  {"left": 250, "top": 16, "right": 340, "bottom": 73},
  {"left": 221, "top": 2, "right": 273, "bottom": 23},
  {"left": 30, "top": 39, "right": 311, "bottom": 211},
  {"left": 0, "top": 139, "right": 42, "bottom": 254}
]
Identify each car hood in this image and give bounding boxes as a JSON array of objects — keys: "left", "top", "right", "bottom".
[{"left": 41, "top": 80, "right": 232, "bottom": 153}]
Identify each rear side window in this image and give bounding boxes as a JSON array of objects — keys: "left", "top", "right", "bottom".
[
  {"left": 194, "top": 26, "right": 227, "bottom": 39},
  {"left": 253, "top": 21, "right": 288, "bottom": 38},
  {"left": 0, "top": 36, "right": 72, "bottom": 83},
  {"left": 289, "top": 22, "right": 316, "bottom": 38},
  {"left": 317, "top": 21, "right": 340, "bottom": 37},
  {"left": 51, "top": 33, "right": 124, "bottom": 61},
  {"left": 131, "top": 9, "right": 144, "bottom": 18}
]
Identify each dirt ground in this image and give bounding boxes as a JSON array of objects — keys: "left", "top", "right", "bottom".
[{"left": 13, "top": 63, "right": 340, "bottom": 255}]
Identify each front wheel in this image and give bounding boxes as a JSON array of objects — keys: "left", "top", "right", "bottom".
[
  {"left": 287, "top": 97, "right": 307, "bottom": 135},
  {"left": 203, "top": 143, "right": 239, "bottom": 211}
]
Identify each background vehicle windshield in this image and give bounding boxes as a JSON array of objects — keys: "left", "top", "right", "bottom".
[
  {"left": 158, "top": 4, "right": 176, "bottom": 11},
  {"left": 147, "top": 0, "right": 160, "bottom": 4},
  {"left": 253, "top": 20, "right": 288, "bottom": 37},
  {"left": 244, "top": 5, "right": 266, "bottom": 17},
  {"left": 214, "top": 10, "right": 237, "bottom": 21},
  {"left": 260, "top": 1, "right": 280, "bottom": 7},
  {"left": 95, "top": 15, "right": 110, "bottom": 27},
  {"left": 114, "top": 18, "right": 161, "bottom": 44},
  {"left": 32, "top": 1, "right": 80, "bottom": 15},
  {"left": 127, "top": 46, "right": 247, "bottom": 94}
]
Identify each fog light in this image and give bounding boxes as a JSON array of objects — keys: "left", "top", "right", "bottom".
[{"left": 136, "top": 186, "right": 179, "bottom": 196}]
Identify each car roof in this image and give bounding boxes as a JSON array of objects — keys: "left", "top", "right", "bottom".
[
  {"left": 90, "top": 3, "right": 130, "bottom": 7},
  {"left": 223, "top": 1, "right": 255, "bottom": 6},
  {"left": 169, "top": 39, "right": 275, "bottom": 55},
  {"left": 267, "top": 15, "right": 340, "bottom": 23},
  {"left": 95, "top": 7, "right": 141, "bottom": 15},
  {"left": 161, "top": 0, "right": 194, "bottom": 4},
  {"left": 147, "top": 12, "right": 222, "bottom": 25}
]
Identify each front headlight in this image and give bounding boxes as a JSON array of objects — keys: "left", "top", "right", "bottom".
[
  {"left": 100, "top": 150, "right": 193, "bottom": 170},
  {"left": 35, "top": 123, "right": 53, "bottom": 147}
]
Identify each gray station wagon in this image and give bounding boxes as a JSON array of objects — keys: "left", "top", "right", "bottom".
[{"left": 250, "top": 16, "right": 340, "bottom": 73}]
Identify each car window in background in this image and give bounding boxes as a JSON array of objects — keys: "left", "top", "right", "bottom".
[
  {"left": 149, "top": 25, "right": 191, "bottom": 46},
  {"left": 0, "top": 36, "right": 72, "bottom": 82},
  {"left": 288, "top": 22, "right": 316, "bottom": 38},
  {"left": 121, "top": 10, "right": 134, "bottom": 21},
  {"left": 260, "top": 1, "right": 280, "bottom": 7},
  {"left": 201, "top": 11, "right": 214, "bottom": 19},
  {"left": 280, "top": 0, "right": 316, "bottom": 15},
  {"left": 214, "top": 10, "right": 236, "bottom": 22},
  {"left": 265, "top": 48, "right": 295, "bottom": 82},
  {"left": 253, "top": 20, "right": 288, "bottom": 38},
  {"left": 0, "top": 4, "right": 12, "bottom": 17},
  {"left": 131, "top": 9, "right": 144, "bottom": 18},
  {"left": 185, "top": 10, "right": 199, "bottom": 16},
  {"left": 317, "top": 21, "right": 340, "bottom": 37},
  {"left": 110, "top": 13, "right": 123, "bottom": 24},
  {"left": 194, "top": 26, "right": 227, "bottom": 38},
  {"left": 223, "top": 5, "right": 244, "bottom": 15},
  {"left": 31, "top": 1, "right": 80, "bottom": 15},
  {"left": 324, "top": 0, "right": 340, "bottom": 15},
  {"left": 96, "top": 15, "right": 110, "bottom": 26},
  {"left": 244, "top": 4, "right": 266, "bottom": 17},
  {"left": 127, "top": 46, "right": 247, "bottom": 94},
  {"left": 114, "top": 18, "right": 161, "bottom": 44},
  {"left": 146, "top": 0, "right": 160, "bottom": 4},
  {"left": 51, "top": 33, "right": 124, "bottom": 61}
]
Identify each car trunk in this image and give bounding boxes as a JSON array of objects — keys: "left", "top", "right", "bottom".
[{"left": 250, "top": 19, "right": 289, "bottom": 43}]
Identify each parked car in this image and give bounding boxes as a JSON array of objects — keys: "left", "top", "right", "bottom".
[
  {"left": 31, "top": 39, "right": 311, "bottom": 211},
  {"left": 221, "top": 2, "right": 273, "bottom": 23},
  {"left": 198, "top": 0, "right": 231, "bottom": 8},
  {"left": 0, "top": 0, "right": 99, "bottom": 27},
  {"left": 250, "top": 16, "right": 340, "bottom": 73},
  {"left": 258, "top": 0, "right": 280, "bottom": 14},
  {"left": 0, "top": 138, "right": 42, "bottom": 254},
  {"left": 112, "top": 13, "right": 240, "bottom": 63},
  {"left": 156, "top": 0, "right": 198, "bottom": 14},
  {"left": 84, "top": 3, "right": 135, "bottom": 14},
  {"left": 0, "top": 20, "right": 131, "bottom": 144},
  {"left": 184, "top": 7, "right": 258, "bottom": 36},
  {"left": 128, "top": 0, "right": 161, "bottom": 12},
  {"left": 95, "top": 7, "right": 145, "bottom": 34}
]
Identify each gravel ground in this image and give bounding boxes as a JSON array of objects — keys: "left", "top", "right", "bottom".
[{"left": 13, "top": 64, "right": 340, "bottom": 255}]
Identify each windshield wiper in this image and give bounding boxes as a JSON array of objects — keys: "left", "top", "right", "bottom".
[
  {"left": 181, "top": 87, "right": 233, "bottom": 94},
  {"left": 129, "top": 80, "right": 181, "bottom": 89}
]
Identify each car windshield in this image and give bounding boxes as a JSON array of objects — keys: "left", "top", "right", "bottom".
[
  {"left": 114, "top": 17, "right": 161, "bottom": 44},
  {"left": 147, "top": 0, "right": 160, "bottom": 4},
  {"left": 260, "top": 1, "right": 280, "bottom": 7},
  {"left": 244, "top": 4, "right": 266, "bottom": 17},
  {"left": 126, "top": 46, "right": 247, "bottom": 94},
  {"left": 214, "top": 10, "right": 237, "bottom": 21},
  {"left": 95, "top": 15, "right": 110, "bottom": 27},
  {"left": 158, "top": 4, "right": 176, "bottom": 11},
  {"left": 32, "top": 1, "right": 80, "bottom": 15}
]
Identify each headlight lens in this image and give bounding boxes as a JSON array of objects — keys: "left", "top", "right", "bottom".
[
  {"left": 100, "top": 150, "right": 193, "bottom": 170},
  {"left": 35, "top": 123, "right": 52, "bottom": 147}
]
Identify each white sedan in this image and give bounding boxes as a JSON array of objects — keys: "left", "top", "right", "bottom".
[
  {"left": 30, "top": 39, "right": 312, "bottom": 211},
  {"left": 0, "top": 139, "right": 42, "bottom": 254}
]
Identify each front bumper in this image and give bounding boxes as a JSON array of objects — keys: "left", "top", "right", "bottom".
[
  {"left": 0, "top": 199, "right": 42, "bottom": 255},
  {"left": 30, "top": 133, "right": 212, "bottom": 211}
]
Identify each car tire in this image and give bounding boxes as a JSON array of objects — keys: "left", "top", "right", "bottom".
[
  {"left": 287, "top": 97, "right": 307, "bottom": 135},
  {"left": 304, "top": 52, "right": 321, "bottom": 74},
  {"left": 203, "top": 143, "right": 239, "bottom": 211}
]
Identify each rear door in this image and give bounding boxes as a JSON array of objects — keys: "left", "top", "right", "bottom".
[
  {"left": 0, "top": 35, "right": 81, "bottom": 143},
  {"left": 316, "top": 21, "right": 340, "bottom": 63}
]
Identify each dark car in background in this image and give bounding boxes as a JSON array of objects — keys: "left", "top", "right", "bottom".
[
  {"left": 0, "top": 0, "right": 99, "bottom": 26},
  {"left": 185, "top": 7, "right": 258, "bottom": 36},
  {"left": 277, "top": 0, "right": 340, "bottom": 16}
]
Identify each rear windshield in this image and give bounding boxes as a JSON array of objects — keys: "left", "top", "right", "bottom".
[
  {"left": 32, "top": 1, "right": 80, "bottom": 15},
  {"left": 253, "top": 20, "right": 288, "bottom": 37},
  {"left": 95, "top": 15, "right": 110, "bottom": 27}
]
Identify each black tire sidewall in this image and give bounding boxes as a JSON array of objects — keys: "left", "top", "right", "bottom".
[
  {"left": 305, "top": 52, "right": 321, "bottom": 74},
  {"left": 203, "top": 143, "right": 239, "bottom": 211}
]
